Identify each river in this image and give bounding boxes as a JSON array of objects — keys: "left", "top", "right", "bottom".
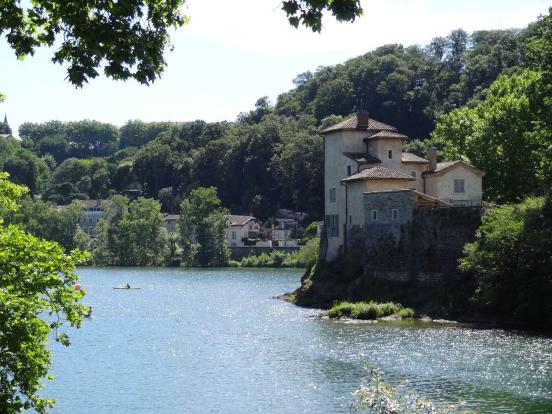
[{"left": 45, "top": 267, "right": 551, "bottom": 413}]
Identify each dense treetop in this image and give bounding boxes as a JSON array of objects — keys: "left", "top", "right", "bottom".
[{"left": 275, "top": 27, "right": 528, "bottom": 138}]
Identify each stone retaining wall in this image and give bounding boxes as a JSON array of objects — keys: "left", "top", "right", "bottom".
[{"left": 351, "top": 191, "right": 483, "bottom": 283}]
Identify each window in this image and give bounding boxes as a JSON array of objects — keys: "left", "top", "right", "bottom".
[
  {"left": 325, "top": 215, "right": 339, "bottom": 237},
  {"left": 392, "top": 209, "right": 398, "bottom": 220},
  {"left": 454, "top": 179, "right": 465, "bottom": 194},
  {"left": 349, "top": 215, "right": 352, "bottom": 224},
  {"left": 388, "top": 150, "right": 393, "bottom": 159},
  {"left": 371, "top": 210, "right": 377, "bottom": 221},
  {"left": 329, "top": 187, "right": 336, "bottom": 203},
  {"left": 346, "top": 165, "right": 352, "bottom": 176},
  {"left": 410, "top": 171, "right": 417, "bottom": 179},
  {"left": 232, "top": 231, "right": 236, "bottom": 240}
]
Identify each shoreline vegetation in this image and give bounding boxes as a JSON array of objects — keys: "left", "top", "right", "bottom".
[{"left": 327, "top": 301, "right": 415, "bottom": 320}]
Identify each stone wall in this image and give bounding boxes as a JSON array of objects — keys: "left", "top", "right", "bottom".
[{"left": 355, "top": 191, "right": 483, "bottom": 282}]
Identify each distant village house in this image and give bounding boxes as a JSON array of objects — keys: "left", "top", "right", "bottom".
[{"left": 227, "top": 215, "right": 262, "bottom": 247}]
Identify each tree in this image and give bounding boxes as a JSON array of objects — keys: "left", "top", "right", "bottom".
[
  {"left": 0, "top": 172, "right": 87, "bottom": 413},
  {"left": 92, "top": 196, "right": 167, "bottom": 266},
  {"left": 179, "top": 187, "right": 229, "bottom": 267},
  {"left": 431, "top": 70, "right": 551, "bottom": 202},
  {"left": 6, "top": 198, "right": 84, "bottom": 251},
  {"left": 0, "top": 137, "right": 51, "bottom": 196},
  {"left": 282, "top": 0, "right": 363, "bottom": 32},
  {"left": 0, "top": 1, "right": 188, "bottom": 86},
  {"left": 119, "top": 120, "right": 174, "bottom": 148},
  {"left": 1, "top": 1, "right": 362, "bottom": 87},
  {"left": 459, "top": 196, "right": 552, "bottom": 324}
]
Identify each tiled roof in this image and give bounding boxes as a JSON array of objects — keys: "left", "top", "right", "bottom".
[
  {"left": 423, "top": 160, "right": 485, "bottom": 176},
  {"left": 343, "top": 152, "right": 381, "bottom": 164},
  {"left": 342, "top": 166, "right": 416, "bottom": 183},
  {"left": 321, "top": 115, "right": 397, "bottom": 134},
  {"left": 401, "top": 152, "right": 429, "bottom": 163},
  {"left": 229, "top": 215, "right": 256, "bottom": 226},
  {"left": 365, "top": 131, "right": 408, "bottom": 140},
  {"left": 82, "top": 199, "right": 112, "bottom": 209},
  {"left": 434, "top": 161, "right": 460, "bottom": 171}
]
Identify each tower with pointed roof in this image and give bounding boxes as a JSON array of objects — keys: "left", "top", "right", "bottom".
[
  {"left": 0, "top": 114, "right": 12, "bottom": 136},
  {"left": 321, "top": 111, "right": 484, "bottom": 260}
]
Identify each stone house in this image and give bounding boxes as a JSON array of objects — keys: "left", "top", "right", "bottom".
[
  {"left": 322, "top": 111, "right": 484, "bottom": 260},
  {"left": 227, "top": 215, "right": 261, "bottom": 247}
]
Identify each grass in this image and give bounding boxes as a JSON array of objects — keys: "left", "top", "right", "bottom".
[
  {"left": 327, "top": 301, "right": 415, "bottom": 320},
  {"left": 399, "top": 307, "right": 415, "bottom": 318}
]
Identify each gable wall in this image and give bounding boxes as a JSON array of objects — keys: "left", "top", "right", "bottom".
[{"left": 424, "top": 165, "right": 483, "bottom": 204}]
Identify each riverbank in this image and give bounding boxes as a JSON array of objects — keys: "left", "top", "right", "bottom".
[{"left": 282, "top": 254, "right": 552, "bottom": 332}]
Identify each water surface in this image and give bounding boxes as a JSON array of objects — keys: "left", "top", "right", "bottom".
[{"left": 46, "top": 267, "right": 552, "bottom": 413}]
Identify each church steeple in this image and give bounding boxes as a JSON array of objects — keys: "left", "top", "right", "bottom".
[{"left": 0, "top": 114, "right": 12, "bottom": 136}]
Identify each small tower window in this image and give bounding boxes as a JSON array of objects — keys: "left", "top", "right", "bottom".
[
  {"left": 392, "top": 209, "right": 398, "bottom": 220},
  {"left": 329, "top": 187, "right": 336, "bottom": 203},
  {"left": 371, "top": 210, "right": 377, "bottom": 221},
  {"left": 388, "top": 150, "right": 393, "bottom": 159},
  {"left": 411, "top": 171, "right": 417, "bottom": 179},
  {"left": 347, "top": 165, "right": 352, "bottom": 176}
]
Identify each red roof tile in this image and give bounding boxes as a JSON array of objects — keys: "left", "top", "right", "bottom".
[
  {"left": 229, "top": 215, "right": 256, "bottom": 226},
  {"left": 401, "top": 152, "right": 429, "bottom": 163},
  {"left": 321, "top": 115, "right": 397, "bottom": 134},
  {"left": 365, "top": 131, "right": 408, "bottom": 140},
  {"left": 341, "top": 166, "right": 416, "bottom": 183}
]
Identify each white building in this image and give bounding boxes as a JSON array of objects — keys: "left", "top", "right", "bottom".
[
  {"left": 270, "top": 218, "right": 298, "bottom": 247},
  {"left": 227, "top": 215, "right": 261, "bottom": 247},
  {"left": 322, "top": 111, "right": 484, "bottom": 260},
  {"left": 79, "top": 199, "right": 112, "bottom": 235}
]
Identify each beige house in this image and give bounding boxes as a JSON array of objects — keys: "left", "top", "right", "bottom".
[
  {"left": 322, "top": 112, "right": 484, "bottom": 260},
  {"left": 227, "top": 215, "right": 261, "bottom": 247}
]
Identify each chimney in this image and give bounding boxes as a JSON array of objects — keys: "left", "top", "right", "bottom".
[
  {"left": 428, "top": 147, "right": 437, "bottom": 172},
  {"left": 356, "top": 111, "right": 369, "bottom": 129}
]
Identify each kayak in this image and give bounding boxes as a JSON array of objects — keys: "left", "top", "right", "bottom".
[{"left": 113, "top": 285, "right": 141, "bottom": 290}]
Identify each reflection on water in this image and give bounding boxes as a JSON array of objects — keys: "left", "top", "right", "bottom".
[{"left": 45, "top": 267, "right": 552, "bottom": 413}]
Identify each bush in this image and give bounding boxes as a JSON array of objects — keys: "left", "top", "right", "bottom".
[
  {"left": 328, "top": 302, "right": 356, "bottom": 318},
  {"left": 460, "top": 195, "right": 552, "bottom": 324},
  {"left": 399, "top": 308, "right": 415, "bottom": 318},
  {"left": 351, "top": 367, "right": 473, "bottom": 413},
  {"left": 328, "top": 301, "right": 404, "bottom": 320},
  {"left": 239, "top": 239, "right": 320, "bottom": 268}
]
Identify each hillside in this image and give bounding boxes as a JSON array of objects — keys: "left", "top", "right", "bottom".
[{"left": 4, "top": 19, "right": 541, "bottom": 220}]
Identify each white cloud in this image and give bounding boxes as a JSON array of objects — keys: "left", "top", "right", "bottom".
[{"left": 182, "top": 0, "right": 549, "bottom": 56}]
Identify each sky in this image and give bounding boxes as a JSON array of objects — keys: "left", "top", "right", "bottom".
[{"left": 0, "top": 0, "right": 550, "bottom": 136}]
